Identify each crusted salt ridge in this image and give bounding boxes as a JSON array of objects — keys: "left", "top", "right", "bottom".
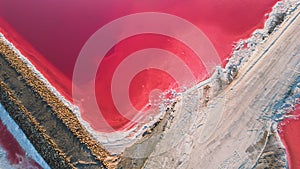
[
  {"left": 224, "top": 0, "right": 300, "bottom": 82},
  {"left": 186, "top": 0, "right": 300, "bottom": 105}
]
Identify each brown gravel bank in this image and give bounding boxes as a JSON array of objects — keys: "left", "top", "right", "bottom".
[{"left": 0, "top": 45, "right": 115, "bottom": 168}]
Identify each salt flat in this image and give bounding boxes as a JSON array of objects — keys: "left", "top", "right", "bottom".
[{"left": 143, "top": 7, "right": 300, "bottom": 169}]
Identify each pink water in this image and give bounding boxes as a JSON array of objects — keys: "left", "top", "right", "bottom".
[
  {"left": 0, "top": 0, "right": 278, "bottom": 132},
  {"left": 0, "top": 120, "right": 42, "bottom": 168},
  {"left": 279, "top": 104, "right": 300, "bottom": 169}
]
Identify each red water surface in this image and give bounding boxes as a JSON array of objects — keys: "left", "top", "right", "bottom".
[
  {"left": 279, "top": 103, "right": 300, "bottom": 169},
  {"left": 94, "top": 34, "right": 208, "bottom": 130},
  {"left": 0, "top": 1, "right": 278, "bottom": 131},
  {"left": 0, "top": 120, "right": 42, "bottom": 168}
]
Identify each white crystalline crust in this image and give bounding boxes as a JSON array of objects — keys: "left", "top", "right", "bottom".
[
  {"left": 225, "top": 0, "right": 299, "bottom": 74},
  {"left": 0, "top": 103, "right": 50, "bottom": 169}
]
